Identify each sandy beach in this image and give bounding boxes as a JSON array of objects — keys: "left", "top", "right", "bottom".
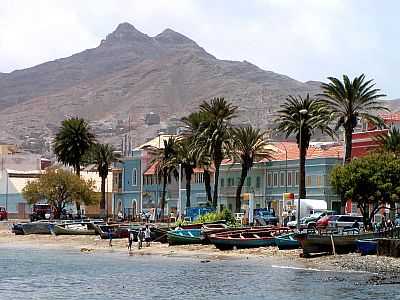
[{"left": 1, "top": 223, "right": 400, "bottom": 283}]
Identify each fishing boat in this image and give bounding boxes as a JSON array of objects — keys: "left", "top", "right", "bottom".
[
  {"left": 180, "top": 220, "right": 227, "bottom": 230},
  {"left": 21, "top": 220, "right": 55, "bottom": 235},
  {"left": 275, "top": 233, "right": 299, "bottom": 250},
  {"left": 356, "top": 239, "right": 378, "bottom": 255},
  {"left": 52, "top": 222, "right": 96, "bottom": 235},
  {"left": 295, "top": 230, "right": 374, "bottom": 256},
  {"left": 11, "top": 223, "right": 25, "bottom": 235},
  {"left": 95, "top": 224, "right": 132, "bottom": 239},
  {"left": 152, "top": 226, "right": 170, "bottom": 243},
  {"left": 209, "top": 227, "right": 289, "bottom": 250},
  {"left": 167, "top": 229, "right": 203, "bottom": 245}
]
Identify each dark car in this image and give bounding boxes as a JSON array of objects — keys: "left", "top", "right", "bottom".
[
  {"left": 254, "top": 208, "right": 278, "bottom": 226},
  {"left": 30, "top": 204, "right": 52, "bottom": 221},
  {"left": 0, "top": 207, "right": 7, "bottom": 221}
]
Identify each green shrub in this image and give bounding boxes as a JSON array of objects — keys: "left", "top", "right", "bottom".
[{"left": 193, "top": 208, "right": 236, "bottom": 225}]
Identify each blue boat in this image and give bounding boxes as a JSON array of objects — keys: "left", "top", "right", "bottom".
[
  {"left": 275, "top": 233, "right": 299, "bottom": 250},
  {"left": 167, "top": 229, "right": 203, "bottom": 245},
  {"left": 356, "top": 239, "right": 378, "bottom": 255}
]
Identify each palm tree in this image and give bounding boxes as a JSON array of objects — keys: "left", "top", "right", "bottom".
[
  {"left": 53, "top": 117, "right": 95, "bottom": 214},
  {"left": 376, "top": 127, "right": 400, "bottom": 157},
  {"left": 175, "top": 138, "right": 197, "bottom": 208},
  {"left": 197, "top": 97, "right": 238, "bottom": 208},
  {"left": 231, "top": 126, "right": 273, "bottom": 213},
  {"left": 89, "top": 143, "right": 120, "bottom": 217},
  {"left": 319, "top": 74, "right": 387, "bottom": 163},
  {"left": 276, "top": 94, "right": 334, "bottom": 199},
  {"left": 149, "top": 137, "right": 179, "bottom": 218},
  {"left": 181, "top": 111, "right": 213, "bottom": 205}
]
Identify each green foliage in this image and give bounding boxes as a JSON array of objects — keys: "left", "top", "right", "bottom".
[
  {"left": 330, "top": 153, "right": 400, "bottom": 225},
  {"left": 194, "top": 208, "right": 236, "bottom": 225},
  {"left": 376, "top": 127, "right": 400, "bottom": 157},
  {"left": 22, "top": 167, "right": 98, "bottom": 219}
]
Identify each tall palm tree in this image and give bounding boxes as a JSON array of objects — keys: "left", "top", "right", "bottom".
[
  {"left": 320, "top": 74, "right": 387, "bottom": 163},
  {"left": 376, "top": 127, "right": 400, "bottom": 157},
  {"left": 276, "top": 94, "right": 334, "bottom": 199},
  {"left": 149, "top": 137, "right": 179, "bottom": 218},
  {"left": 197, "top": 97, "right": 238, "bottom": 208},
  {"left": 53, "top": 117, "right": 95, "bottom": 214},
  {"left": 181, "top": 111, "right": 213, "bottom": 205},
  {"left": 232, "top": 126, "right": 273, "bottom": 213},
  {"left": 175, "top": 138, "right": 197, "bottom": 208},
  {"left": 89, "top": 143, "right": 120, "bottom": 217}
]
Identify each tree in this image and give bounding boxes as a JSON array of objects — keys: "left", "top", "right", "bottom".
[
  {"left": 53, "top": 117, "right": 95, "bottom": 214},
  {"left": 330, "top": 153, "right": 400, "bottom": 226},
  {"left": 175, "top": 138, "right": 197, "bottom": 208},
  {"left": 149, "top": 137, "right": 179, "bottom": 217},
  {"left": 87, "top": 143, "right": 120, "bottom": 217},
  {"left": 376, "top": 127, "right": 400, "bottom": 157},
  {"left": 22, "top": 168, "right": 97, "bottom": 219},
  {"left": 231, "top": 126, "right": 273, "bottom": 213},
  {"left": 276, "top": 94, "right": 334, "bottom": 199},
  {"left": 197, "top": 97, "right": 238, "bottom": 208},
  {"left": 181, "top": 111, "right": 213, "bottom": 205},
  {"left": 320, "top": 74, "right": 387, "bottom": 164}
]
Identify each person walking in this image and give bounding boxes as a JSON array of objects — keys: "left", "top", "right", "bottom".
[
  {"left": 108, "top": 228, "right": 113, "bottom": 247},
  {"left": 128, "top": 229, "right": 134, "bottom": 251},
  {"left": 137, "top": 227, "right": 144, "bottom": 250},
  {"left": 145, "top": 224, "right": 151, "bottom": 247}
]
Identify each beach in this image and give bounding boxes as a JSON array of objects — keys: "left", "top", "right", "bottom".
[{"left": 1, "top": 223, "right": 400, "bottom": 284}]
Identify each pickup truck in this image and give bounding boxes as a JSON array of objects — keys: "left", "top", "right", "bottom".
[{"left": 0, "top": 207, "right": 7, "bottom": 221}]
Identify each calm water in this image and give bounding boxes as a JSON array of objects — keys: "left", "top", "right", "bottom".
[{"left": 0, "top": 246, "right": 398, "bottom": 300}]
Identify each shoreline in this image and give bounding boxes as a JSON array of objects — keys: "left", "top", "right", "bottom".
[{"left": 2, "top": 227, "right": 400, "bottom": 283}]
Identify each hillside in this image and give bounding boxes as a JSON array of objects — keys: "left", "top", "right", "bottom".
[{"left": 0, "top": 22, "right": 322, "bottom": 154}]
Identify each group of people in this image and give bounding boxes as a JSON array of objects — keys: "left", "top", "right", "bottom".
[{"left": 127, "top": 224, "right": 151, "bottom": 251}]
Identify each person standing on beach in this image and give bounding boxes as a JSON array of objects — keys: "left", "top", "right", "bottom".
[
  {"left": 138, "top": 227, "right": 144, "bottom": 249},
  {"left": 128, "top": 230, "right": 134, "bottom": 251},
  {"left": 145, "top": 224, "right": 151, "bottom": 247},
  {"left": 108, "top": 228, "right": 113, "bottom": 247}
]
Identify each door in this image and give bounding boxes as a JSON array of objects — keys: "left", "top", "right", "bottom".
[{"left": 17, "top": 203, "right": 26, "bottom": 219}]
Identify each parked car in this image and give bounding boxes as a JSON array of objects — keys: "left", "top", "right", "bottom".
[
  {"left": 327, "top": 215, "right": 363, "bottom": 230},
  {"left": 287, "top": 210, "right": 335, "bottom": 229},
  {"left": 0, "top": 207, "right": 8, "bottom": 221},
  {"left": 30, "top": 204, "right": 52, "bottom": 221},
  {"left": 316, "top": 215, "right": 339, "bottom": 229},
  {"left": 254, "top": 208, "right": 278, "bottom": 226}
]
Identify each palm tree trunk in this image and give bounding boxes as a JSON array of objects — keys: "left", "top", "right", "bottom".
[
  {"left": 100, "top": 176, "right": 106, "bottom": 216},
  {"left": 204, "top": 170, "right": 212, "bottom": 205},
  {"left": 160, "top": 174, "right": 168, "bottom": 219},
  {"left": 235, "top": 167, "right": 248, "bottom": 213},
  {"left": 299, "top": 145, "right": 307, "bottom": 199},
  {"left": 185, "top": 167, "right": 193, "bottom": 208},
  {"left": 344, "top": 127, "right": 353, "bottom": 164},
  {"left": 75, "top": 164, "right": 81, "bottom": 217},
  {"left": 213, "top": 162, "right": 221, "bottom": 209}
]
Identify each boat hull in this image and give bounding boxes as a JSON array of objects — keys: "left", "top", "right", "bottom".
[
  {"left": 209, "top": 236, "right": 275, "bottom": 250},
  {"left": 296, "top": 232, "right": 374, "bottom": 255},
  {"left": 53, "top": 224, "right": 96, "bottom": 235},
  {"left": 275, "top": 233, "right": 299, "bottom": 250},
  {"left": 22, "top": 222, "right": 54, "bottom": 235},
  {"left": 167, "top": 229, "right": 203, "bottom": 245},
  {"left": 356, "top": 239, "right": 377, "bottom": 255}
]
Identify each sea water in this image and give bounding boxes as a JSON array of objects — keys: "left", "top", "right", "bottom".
[{"left": 0, "top": 246, "right": 398, "bottom": 300}]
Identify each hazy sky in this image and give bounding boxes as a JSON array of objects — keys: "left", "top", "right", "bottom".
[{"left": 1, "top": 0, "right": 399, "bottom": 98}]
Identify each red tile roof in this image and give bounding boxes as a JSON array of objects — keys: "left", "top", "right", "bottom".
[{"left": 270, "top": 142, "right": 343, "bottom": 161}]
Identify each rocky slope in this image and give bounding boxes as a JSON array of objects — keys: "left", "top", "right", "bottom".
[{"left": 0, "top": 22, "right": 322, "bottom": 153}]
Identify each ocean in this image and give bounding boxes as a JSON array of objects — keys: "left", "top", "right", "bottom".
[{"left": 0, "top": 246, "right": 398, "bottom": 300}]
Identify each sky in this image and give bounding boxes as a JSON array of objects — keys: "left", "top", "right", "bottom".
[{"left": 1, "top": 0, "right": 399, "bottom": 98}]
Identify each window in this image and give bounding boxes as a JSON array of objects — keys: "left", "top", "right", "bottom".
[
  {"left": 273, "top": 172, "right": 278, "bottom": 187},
  {"left": 295, "top": 172, "right": 299, "bottom": 186},
  {"left": 316, "top": 175, "right": 322, "bottom": 186},
  {"left": 256, "top": 176, "right": 261, "bottom": 189},
  {"left": 132, "top": 168, "right": 137, "bottom": 186},
  {"left": 287, "top": 172, "right": 292, "bottom": 187},
  {"left": 267, "top": 173, "right": 272, "bottom": 187},
  {"left": 221, "top": 178, "right": 224, "bottom": 187},
  {"left": 306, "top": 175, "right": 312, "bottom": 187},
  {"left": 280, "top": 172, "right": 285, "bottom": 187},
  {"left": 246, "top": 177, "right": 252, "bottom": 187}
]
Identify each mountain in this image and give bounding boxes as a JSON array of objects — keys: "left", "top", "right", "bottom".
[{"left": 0, "top": 22, "right": 322, "bottom": 154}]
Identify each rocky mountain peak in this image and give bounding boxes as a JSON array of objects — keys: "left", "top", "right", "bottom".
[
  {"left": 101, "top": 22, "right": 151, "bottom": 45},
  {"left": 155, "top": 28, "right": 197, "bottom": 46}
]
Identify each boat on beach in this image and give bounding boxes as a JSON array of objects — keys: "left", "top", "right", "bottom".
[
  {"left": 52, "top": 223, "right": 97, "bottom": 235},
  {"left": 167, "top": 229, "right": 203, "bottom": 245},
  {"left": 180, "top": 220, "right": 227, "bottom": 230},
  {"left": 295, "top": 230, "right": 374, "bottom": 256},
  {"left": 356, "top": 239, "right": 378, "bottom": 255},
  {"left": 21, "top": 220, "right": 56, "bottom": 235},
  {"left": 209, "top": 227, "right": 290, "bottom": 250},
  {"left": 274, "top": 233, "right": 299, "bottom": 250},
  {"left": 95, "top": 224, "right": 132, "bottom": 239}
]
